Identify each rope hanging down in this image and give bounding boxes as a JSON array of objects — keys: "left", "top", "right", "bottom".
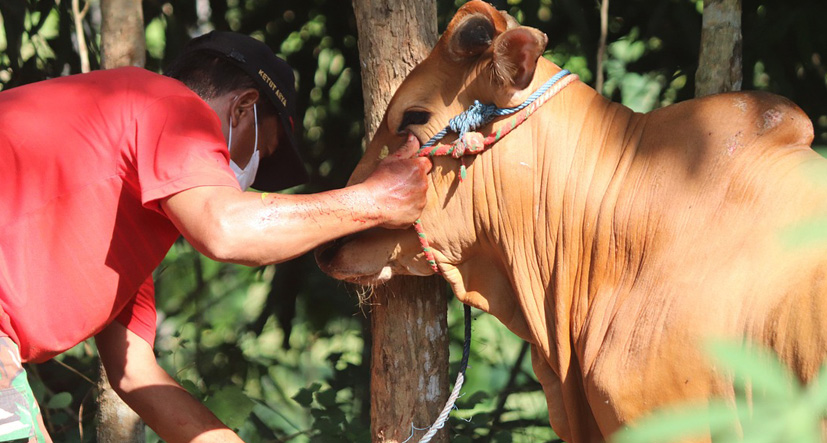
[
  {"left": 407, "top": 303, "right": 471, "bottom": 443},
  {"left": 408, "top": 70, "right": 578, "bottom": 443}
]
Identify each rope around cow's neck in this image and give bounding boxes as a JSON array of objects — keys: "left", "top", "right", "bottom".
[{"left": 408, "top": 70, "right": 577, "bottom": 443}]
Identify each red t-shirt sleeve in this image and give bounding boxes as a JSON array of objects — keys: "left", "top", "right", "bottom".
[
  {"left": 116, "top": 276, "right": 157, "bottom": 347},
  {"left": 134, "top": 95, "right": 240, "bottom": 213}
]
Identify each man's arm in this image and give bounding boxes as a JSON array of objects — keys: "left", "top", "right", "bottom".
[
  {"left": 161, "top": 134, "right": 431, "bottom": 266},
  {"left": 95, "top": 322, "right": 244, "bottom": 443}
]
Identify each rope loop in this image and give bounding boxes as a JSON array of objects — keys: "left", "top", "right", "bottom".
[
  {"left": 448, "top": 100, "right": 498, "bottom": 139},
  {"left": 420, "top": 70, "right": 573, "bottom": 153}
]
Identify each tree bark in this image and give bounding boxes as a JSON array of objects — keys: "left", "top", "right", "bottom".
[
  {"left": 100, "top": 0, "right": 146, "bottom": 69},
  {"left": 695, "top": 0, "right": 742, "bottom": 97},
  {"left": 96, "top": 362, "right": 144, "bottom": 443},
  {"left": 352, "top": 1, "right": 437, "bottom": 138},
  {"left": 368, "top": 278, "right": 450, "bottom": 443},
  {"left": 350, "top": 2, "right": 449, "bottom": 442},
  {"left": 595, "top": 0, "right": 609, "bottom": 94},
  {"left": 97, "top": 0, "right": 147, "bottom": 441}
]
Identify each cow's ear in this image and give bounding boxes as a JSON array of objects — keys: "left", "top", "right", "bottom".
[
  {"left": 498, "top": 10, "right": 520, "bottom": 30},
  {"left": 491, "top": 27, "right": 548, "bottom": 90},
  {"left": 447, "top": 13, "right": 496, "bottom": 60},
  {"left": 443, "top": 1, "right": 511, "bottom": 60}
]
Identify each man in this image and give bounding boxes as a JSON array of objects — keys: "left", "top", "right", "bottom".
[{"left": 0, "top": 31, "right": 430, "bottom": 442}]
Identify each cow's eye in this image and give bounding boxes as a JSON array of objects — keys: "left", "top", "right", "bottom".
[{"left": 396, "top": 110, "right": 431, "bottom": 133}]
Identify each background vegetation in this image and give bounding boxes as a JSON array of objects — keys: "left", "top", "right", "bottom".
[{"left": 1, "top": 0, "right": 826, "bottom": 441}]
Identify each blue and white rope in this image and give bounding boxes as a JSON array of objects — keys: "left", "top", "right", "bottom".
[{"left": 422, "top": 69, "right": 572, "bottom": 149}]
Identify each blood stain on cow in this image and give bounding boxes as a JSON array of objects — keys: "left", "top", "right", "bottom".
[
  {"left": 761, "top": 108, "right": 783, "bottom": 133},
  {"left": 725, "top": 131, "right": 744, "bottom": 156}
]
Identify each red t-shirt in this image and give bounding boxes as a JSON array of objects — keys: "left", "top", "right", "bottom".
[{"left": 0, "top": 67, "right": 240, "bottom": 362}]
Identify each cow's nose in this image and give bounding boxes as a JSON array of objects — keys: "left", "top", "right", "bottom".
[{"left": 314, "top": 236, "right": 349, "bottom": 270}]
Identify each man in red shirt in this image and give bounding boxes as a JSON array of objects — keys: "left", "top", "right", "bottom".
[{"left": 0, "top": 31, "right": 430, "bottom": 442}]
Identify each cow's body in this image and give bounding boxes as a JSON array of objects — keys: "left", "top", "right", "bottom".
[{"left": 316, "top": 2, "right": 827, "bottom": 441}]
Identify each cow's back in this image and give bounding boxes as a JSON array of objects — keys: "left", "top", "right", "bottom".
[{"left": 580, "top": 89, "right": 827, "bottom": 435}]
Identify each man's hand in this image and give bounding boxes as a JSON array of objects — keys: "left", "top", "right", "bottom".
[{"left": 362, "top": 133, "right": 432, "bottom": 229}]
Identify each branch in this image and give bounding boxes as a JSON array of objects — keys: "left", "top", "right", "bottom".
[
  {"left": 489, "top": 341, "right": 531, "bottom": 431},
  {"left": 595, "top": 0, "right": 609, "bottom": 93},
  {"left": 71, "top": 0, "right": 90, "bottom": 73}
]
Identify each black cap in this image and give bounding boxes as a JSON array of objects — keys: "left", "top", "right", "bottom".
[{"left": 185, "top": 31, "right": 309, "bottom": 191}]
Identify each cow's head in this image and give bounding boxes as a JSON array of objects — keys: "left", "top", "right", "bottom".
[{"left": 316, "top": 1, "right": 558, "bottom": 336}]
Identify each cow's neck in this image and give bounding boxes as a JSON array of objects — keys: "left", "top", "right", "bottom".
[{"left": 474, "top": 66, "right": 645, "bottom": 379}]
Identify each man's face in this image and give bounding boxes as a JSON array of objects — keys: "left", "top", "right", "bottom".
[
  {"left": 229, "top": 102, "right": 283, "bottom": 169},
  {"left": 256, "top": 110, "right": 283, "bottom": 160}
]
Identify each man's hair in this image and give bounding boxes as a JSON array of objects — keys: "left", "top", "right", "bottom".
[{"left": 164, "top": 51, "right": 277, "bottom": 117}]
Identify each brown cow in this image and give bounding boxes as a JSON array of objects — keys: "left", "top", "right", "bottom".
[{"left": 315, "top": 1, "right": 827, "bottom": 441}]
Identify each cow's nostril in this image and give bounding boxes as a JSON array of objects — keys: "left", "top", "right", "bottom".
[{"left": 314, "top": 236, "right": 347, "bottom": 267}]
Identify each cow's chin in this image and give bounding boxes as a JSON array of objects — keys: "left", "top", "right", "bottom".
[
  {"left": 319, "top": 258, "right": 435, "bottom": 286},
  {"left": 314, "top": 229, "right": 437, "bottom": 285},
  {"left": 336, "top": 265, "right": 396, "bottom": 286}
]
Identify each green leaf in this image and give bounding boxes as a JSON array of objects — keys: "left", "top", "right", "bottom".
[
  {"left": 611, "top": 402, "right": 735, "bottom": 443},
  {"left": 45, "top": 392, "right": 72, "bottom": 409},
  {"left": 315, "top": 387, "right": 338, "bottom": 409},
  {"left": 458, "top": 390, "right": 489, "bottom": 408},
  {"left": 491, "top": 429, "right": 513, "bottom": 442},
  {"left": 48, "top": 411, "right": 69, "bottom": 426},
  {"left": 804, "top": 362, "right": 827, "bottom": 411},
  {"left": 705, "top": 341, "right": 800, "bottom": 400},
  {"left": 293, "top": 383, "right": 322, "bottom": 407},
  {"left": 781, "top": 217, "right": 827, "bottom": 249},
  {"left": 312, "top": 416, "right": 340, "bottom": 435},
  {"left": 204, "top": 385, "right": 255, "bottom": 430},
  {"left": 179, "top": 379, "right": 202, "bottom": 398}
]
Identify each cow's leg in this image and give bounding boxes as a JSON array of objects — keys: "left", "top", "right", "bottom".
[{"left": 531, "top": 345, "right": 604, "bottom": 443}]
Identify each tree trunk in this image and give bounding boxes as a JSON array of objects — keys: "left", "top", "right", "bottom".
[
  {"left": 100, "top": 0, "right": 146, "bottom": 69},
  {"left": 350, "top": 2, "right": 449, "bottom": 442},
  {"left": 369, "top": 278, "right": 450, "bottom": 443},
  {"left": 96, "top": 362, "right": 144, "bottom": 443},
  {"left": 97, "top": 0, "right": 147, "bottom": 441},
  {"left": 695, "top": 0, "right": 742, "bottom": 97}
]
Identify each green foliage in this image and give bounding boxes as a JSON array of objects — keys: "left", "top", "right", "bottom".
[
  {"left": 612, "top": 341, "right": 827, "bottom": 443},
  {"left": 441, "top": 304, "right": 560, "bottom": 442},
  {"left": 204, "top": 386, "right": 256, "bottom": 430},
  {"left": 290, "top": 382, "right": 370, "bottom": 442}
]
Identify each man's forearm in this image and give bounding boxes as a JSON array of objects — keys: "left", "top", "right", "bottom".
[
  {"left": 161, "top": 134, "right": 430, "bottom": 267},
  {"left": 117, "top": 373, "right": 243, "bottom": 443},
  {"left": 214, "top": 184, "right": 390, "bottom": 265},
  {"left": 96, "top": 323, "right": 244, "bottom": 443}
]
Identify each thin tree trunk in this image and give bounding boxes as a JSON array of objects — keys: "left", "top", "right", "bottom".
[
  {"left": 350, "top": 2, "right": 449, "bottom": 442},
  {"left": 695, "top": 0, "right": 742, "bottom": 97},
  {"left": 71, "top": 0, "right": 90, "bottom": 73},
  {"left": 96, "top": 363, "right": 144, "bottom": 443},
  {"left": 595, "top": 0, "right": 609, "bottom": 94},
  {"left": 100, "top": 0, "right": 146, "bottom": 69},
  {"left": 97, "top": 0, "right": 146, "bottom": 441}
]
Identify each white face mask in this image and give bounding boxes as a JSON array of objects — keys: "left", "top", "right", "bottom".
[{"left": 228, "top": 103, "right": 260, "bottom": 190}]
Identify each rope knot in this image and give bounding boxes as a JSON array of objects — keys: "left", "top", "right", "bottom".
[
  {"left": 448, "top": 100, "right": 497, "bottom": 138},
  {"left": 452, "top": 132, "right": 485, "bottom": 158}
]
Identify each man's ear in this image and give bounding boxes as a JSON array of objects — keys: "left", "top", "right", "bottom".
[{"left": 230, "top": 88, "right": 260, "bottom": 127}]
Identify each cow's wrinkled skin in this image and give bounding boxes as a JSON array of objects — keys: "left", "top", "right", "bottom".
[{"left": 315, "top": 1, "right": 827, "bottom": 441}]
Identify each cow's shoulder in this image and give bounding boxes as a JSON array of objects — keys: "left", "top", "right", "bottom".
[
  {"left": 646, "top": 91, "right": 814, "bottom": 150},
  {"left": 715, "top": 91, "right": 812, "bottom": 146}
]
